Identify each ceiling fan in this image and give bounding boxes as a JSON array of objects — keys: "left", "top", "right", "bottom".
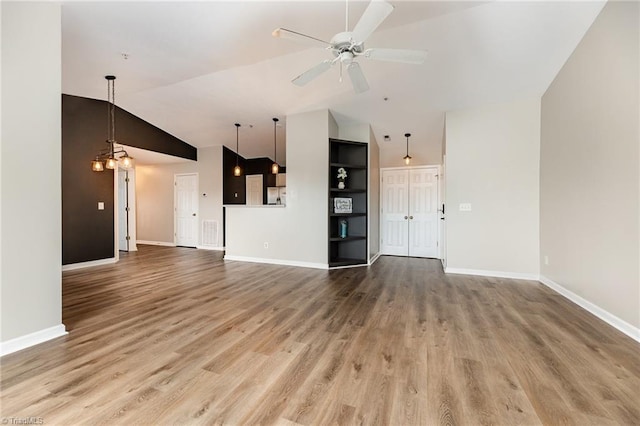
[{"left": 272, "top": 0, "right": 427, "bottom": 94}]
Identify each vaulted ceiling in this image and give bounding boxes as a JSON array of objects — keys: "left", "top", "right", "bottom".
[{"left": 62, "top": 1, "right": 605, "bottom": 166}]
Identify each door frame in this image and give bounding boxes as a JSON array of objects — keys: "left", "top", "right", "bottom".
[
  {"left": 116, "top": 167, "right": 138, "bottom": 253},
  {"left": 174, "top": 173, "right": 199, "bottom": 246},
  {"left": 379, "top": 164, "right": 442, "bottom": 259}
]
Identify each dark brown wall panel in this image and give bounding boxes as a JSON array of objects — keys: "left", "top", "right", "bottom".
[{"left": 62, "top": 94, "right": 197, "bottom": 265}]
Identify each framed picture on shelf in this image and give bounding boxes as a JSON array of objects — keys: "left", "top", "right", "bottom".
[{"left": 334, "top": 197, "right": 352, "bottom": 214}]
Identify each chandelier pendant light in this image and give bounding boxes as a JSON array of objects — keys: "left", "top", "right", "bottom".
[
  {"left": 403, "top": 132, "right": 412, "bottom": 165},
  {"left": 233, "top": 123, "right": 242, "bottom": 177},
  {"left": 91, "top": 75, "right": 134, "bottom": 172},
  {"left": 271, "top": 118, "right": 279, "bottom": 175}
]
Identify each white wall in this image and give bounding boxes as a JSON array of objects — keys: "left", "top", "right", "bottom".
[
  {"left": 379, "top": 112, "right": 445, "bottom": 168},
  {"left": 225, "top": 109, "right": 330, "bottom": 266},
  {"left": 136, "top": 146, "right": 223, "bottom": 247},
  {"left": 540, "top": 1, "right": 639, "bottom": 330},
  {"left": 445, "top": 98, "right": 540, "bottom": 278},
  {"left": 1, "top": 3, "right": 66, "bottom": 349}
]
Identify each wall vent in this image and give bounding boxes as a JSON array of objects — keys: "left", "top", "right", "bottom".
[{"left": 202, "top": 220, "right": 219, "bottom": 247}]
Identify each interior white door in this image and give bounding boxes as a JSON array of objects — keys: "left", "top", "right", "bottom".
[
  {"left": 380, "top": 169, "right": 409, "bottom": 256},
  {"left": 117, "top": 169, "right": 129, "bottom": 251},
  {"left": 175, "top": 173, "right": 198, "bottom": 247},
  {"left": 408, "top": 168, "right": 439, "bottom": 257},
  {"left": 246, "top": 175, "right": 263, "bottom": 206}
]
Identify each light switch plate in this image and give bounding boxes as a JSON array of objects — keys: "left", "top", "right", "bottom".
[
  {"left": 459, "top": 203, "right": 472, "bottom": 212},
  {"left": 98, "top": 202, "right": 104, "bottom": 210}
]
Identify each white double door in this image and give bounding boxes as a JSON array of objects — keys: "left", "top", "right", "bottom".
[{"left": 381, "top": 167, "right": 439, "bottom": 258}]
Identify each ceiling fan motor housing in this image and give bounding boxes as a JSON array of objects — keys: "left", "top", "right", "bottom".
[{"left": 330, "top": 32, "right": 364, "bottom": 59}]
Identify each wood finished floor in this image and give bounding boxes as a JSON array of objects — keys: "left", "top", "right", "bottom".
[{"left": 1, "top": 246, "right": 639, "bottom": 425}]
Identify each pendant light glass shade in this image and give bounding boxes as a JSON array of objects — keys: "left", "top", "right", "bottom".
[
  {"left": 272, "top": 117, "right": 279, "bottom": 175},
  {"left": 92, "top": 158, "right": 104, "bottom": 171},
  {"left": 120, "top": 155, "right": 133, "bottom": 169},
  {"left": 233, "top": 123, "right": 242, "bottom": 176},
  {"left": 403, "top": 133, "right": 412, "bottom": 165},
  {"left": 105, "top": 157, "right": 118, "bottom": 169}
]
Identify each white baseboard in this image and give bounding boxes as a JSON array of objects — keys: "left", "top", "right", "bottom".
[
  {"left": 223, "top": 255, "right": 328, "bottom": 270},
  {"left": 369, "top": 252, "right": 381, "bottom": 265},
  {"left": 137, "top": 240, "right": 176, "bottom": 247},
  {"left": 445, "top": 267, "right": 539, "bottom": 281},
  {"left": 196, "top": 245, "right": 225, "bottom": 251},
  {"left": 62, "top": 257, "right": 116, "bottom": 271},
  {"left": 1, "top": 324, "right": 67, "bottom": 357},
  {"left": 539, "top": 276, "right": 640, "bottom": 343}
]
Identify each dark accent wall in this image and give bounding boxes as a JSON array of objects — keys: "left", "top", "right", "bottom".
[
  {"left": 62, "top": 94, "right": 197, "bottom": 264},
  {"left": 222, "top": 146, "right": 286, "bottom": 205},
  {"left": 223, "top": 146, "right": 247, "bottom": 205}
]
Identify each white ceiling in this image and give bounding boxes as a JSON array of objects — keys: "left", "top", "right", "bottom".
[{"left": 62, "top": 0, "right": 605, "bottom": 166}]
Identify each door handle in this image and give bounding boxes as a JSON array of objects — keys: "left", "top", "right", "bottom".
[
  {"left": 409, "top": 216, "right": 414, "bottom": 220},
  {"left": 404, "top": 216, "right": 408, "bottom": 220},
  {"left": 192, "top": 213, "right": 196, "bottom": 216}
]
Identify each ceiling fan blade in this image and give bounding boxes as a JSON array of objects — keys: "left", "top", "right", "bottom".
[
  {"left": 292, "top": 60, "right": 332, "bottom": 86},
  {"left": 351, "top": 0, "right": 394, "bottom": 43},
  {"left": 363, "top": 48, "right": 428, "bottom": 64},
  {"left": 346, "top": 62, "right": 369, "bottom": 94},
  {"left": 272, "top": 28, "right": 330, "bottom": 48}
]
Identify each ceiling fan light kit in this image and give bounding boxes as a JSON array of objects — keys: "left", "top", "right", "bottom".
[{"left": 274, "top": 0, "right": 427, "bottom": 94}]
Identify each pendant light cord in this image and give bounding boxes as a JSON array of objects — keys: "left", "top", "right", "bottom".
[
  {"left": 111, "top": 79, "right": 116, "bottom": 143},
  {"left": 235, "top": 123, "right": 240, "bottom": 167}
]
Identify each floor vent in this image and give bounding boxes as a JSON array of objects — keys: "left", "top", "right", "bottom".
[{"left": 202, "top": 220, "right": 219, "bottom": 247}]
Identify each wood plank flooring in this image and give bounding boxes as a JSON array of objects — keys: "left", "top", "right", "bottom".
[{"left": 1, "top": 245, "right": 638, "bottom": 425}]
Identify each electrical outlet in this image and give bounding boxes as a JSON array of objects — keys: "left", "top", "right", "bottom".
[
  {"left": 98, "top": 202, "right": 104, "bottom": 210},
  {"left": 459, "top": 203, "right": 472, "bottom": 212},
  {"left": 544, "top": 255, "right": 549, "bottom": 265},
  {"left": 263, "top": 242, "right": 269, "bottom": 249}
]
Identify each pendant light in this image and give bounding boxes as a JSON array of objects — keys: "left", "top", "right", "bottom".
[
  {"left": 91, "top": 75, "right": 134, "bottom": 171},
  {"left": 271, "top": 117, "right": 279, "bottom": 175},
  {"left": 403, "top": 132, "right": 412, "bottom": 165},
  {"left": 233, "top": 123, "right": 242, "bottom": 176}
]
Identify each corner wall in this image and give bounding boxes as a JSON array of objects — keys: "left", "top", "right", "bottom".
[
  {"left": 224, "top": 109, "right": 330, "bottom": 266},
  {"left": 1, "top": 3, "right": 65, "bottom": 350},
  {"left": 540, "top": 1, "right": 639, "bottom": 331},
  {"left": 445, "top": 98, "right": 541, "bottom": 278},
  {"left": 136, "top": 146, "right": 223, "bottom": 248}
]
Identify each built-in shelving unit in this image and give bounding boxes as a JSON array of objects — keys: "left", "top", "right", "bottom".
[{"left": 328, "top": 139, "right": 368, "bottom": 267}]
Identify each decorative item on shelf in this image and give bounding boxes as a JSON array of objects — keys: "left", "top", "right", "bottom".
[
  {"left": 337, "top": 167, "right": 347, "bottom": 189},
  {"left": 334, "top": 197, "right": 352, "bottom": 214},
  {"left": 233, "top": 123, "right": 242, "bottom": 176},
  {"left": 91, "top": 75, "right": 134, "bottom": 172},
  {"left": 339, "top": 218, "right": 348, "bottom": 239},
  {"left": 403, "top": 132, "right": 412, "bottom": 165}
]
